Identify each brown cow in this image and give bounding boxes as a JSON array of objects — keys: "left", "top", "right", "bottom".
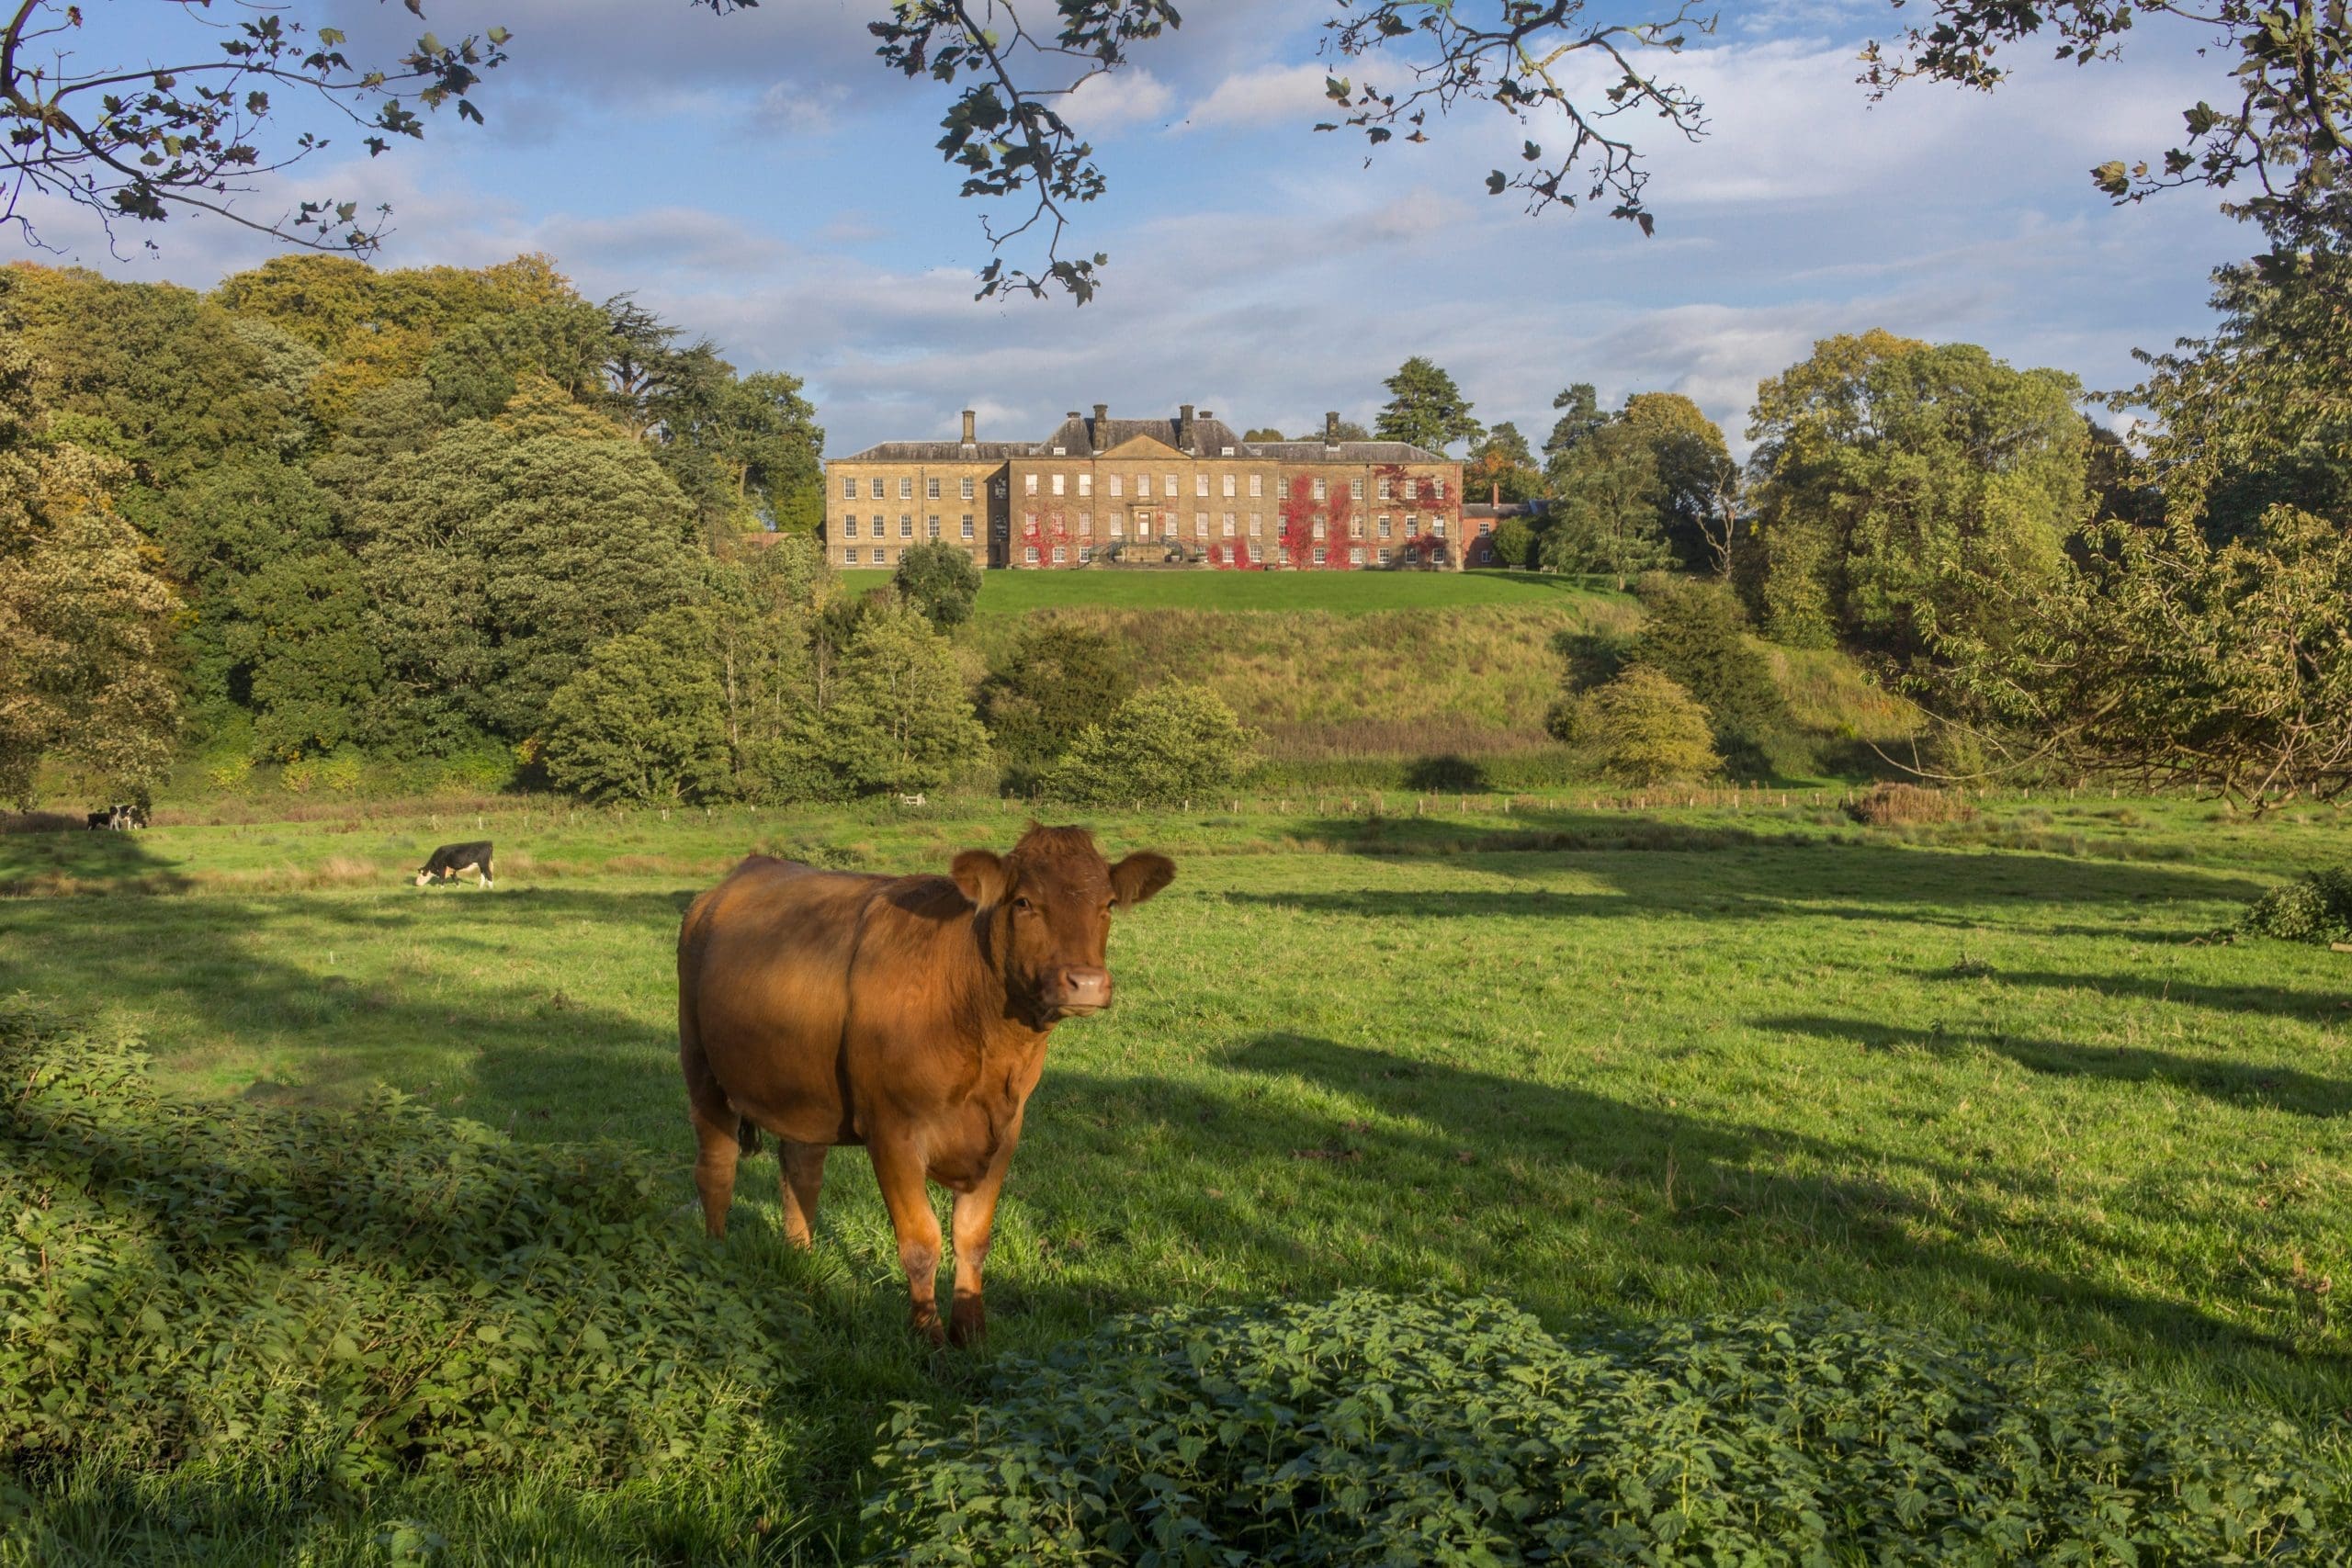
[{"left": 677, "top": 825, "right": 1174, "bottom": 1346}]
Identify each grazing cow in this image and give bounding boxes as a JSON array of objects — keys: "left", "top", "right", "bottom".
[
  {"left": 86, "top": 809, "right": 115, "bottom": 830},
  {"left": 677, "top": 825, "right": 1174, "bottom": 1346},
  {"left": 85, "top": 803, "right": 146, "bottom": 830},
  {"left": 414, "top": 840, "right": 494, "bottom": 887}
]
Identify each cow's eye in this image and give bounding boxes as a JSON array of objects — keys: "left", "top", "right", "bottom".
[{"left": 1012, "top": 896, "right": 1033, "bottom": 912}]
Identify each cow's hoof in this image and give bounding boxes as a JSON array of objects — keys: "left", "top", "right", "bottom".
[
  {"left": 948, "top": 1300, "right": 987, "bottom": 1348},
  {"left": 910, "top": 1309, "right": 946, "bottom": 1348}
]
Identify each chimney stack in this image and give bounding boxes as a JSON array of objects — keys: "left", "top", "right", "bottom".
[
  {"left": 960, "top": 409, "right": 976, "bottom": 445},
  {"left": 1091, "top": 402, "right": 1108, "bottom": 452},
  {"left": 1179, "top": 402, "right": 1195, "bottom": 451},
  {"left": 1324, "top": 411, "right": 1340, "bottom": 445},
  {"left": 1492, "top": 482, "right": 1500, "bottom": 505}
]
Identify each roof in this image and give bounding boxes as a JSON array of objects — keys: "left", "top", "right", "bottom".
[{"left": 835, "top": 416, "right": 1453, "bottom": 467}]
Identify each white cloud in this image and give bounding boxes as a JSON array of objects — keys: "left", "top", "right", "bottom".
[
  {"left": 1065, "top": 67, "right": 1177, "bottom": 133},
  {"left": 1180, "top": 63, "right": 1332, "bottom": 131}
]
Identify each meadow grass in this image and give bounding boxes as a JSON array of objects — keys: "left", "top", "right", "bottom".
[
  {"left": 836, "top": 565, "right": 1616, "bottom": 614},
  {"left": 4, "top": 792, "right": 2348, "bottom": 1560}
]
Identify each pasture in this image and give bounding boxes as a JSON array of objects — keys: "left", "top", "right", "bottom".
[{"left": 4, "top": 793, "right": 2348, "bottom": 1561}]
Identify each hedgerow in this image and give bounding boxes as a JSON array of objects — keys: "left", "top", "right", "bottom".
[
  {"left": 864, "top": 1290, "right": 2344, "bottom": 1564},
  {"left": 0, "top": 996, "right": 807, "bottom": 1492}
]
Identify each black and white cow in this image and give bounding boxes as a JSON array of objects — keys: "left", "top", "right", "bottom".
[
  {"left": 415, "top": 840, "right": 495, "bottom": 888},
  {"left": 85, "top": 803, "right": 149, "bottom": 830}
]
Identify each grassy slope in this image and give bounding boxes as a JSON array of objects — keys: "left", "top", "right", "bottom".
[{"left": 837, "top": 566, "right": 1614, "bottom": 614}]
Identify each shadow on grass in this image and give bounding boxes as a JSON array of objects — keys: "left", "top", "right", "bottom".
[
  {"left": 1757, "top": 1013, "right": 2352, "bottom": 1120},
  {"left": 1959, "top": 967, "right": 2352, "bottom": 1028},
  {"left": 0, "top": 823, "right": 192, "bottom": 895}
]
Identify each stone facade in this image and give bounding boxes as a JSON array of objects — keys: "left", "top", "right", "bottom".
[{"left": 823, "top": 405, "right": 1465, "bottom": 570}]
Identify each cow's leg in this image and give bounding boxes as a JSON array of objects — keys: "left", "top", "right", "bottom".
[
  {"left": 867, "top": 1137, "right": 945, "bottom": 1346},
  {"left": 947, "top": 1133, "right": 1023, "bottom": 1348},
  {"left": 690, "top": 1109, "right": 743, "bottom": 1238},
  {"left": 776, "top": 1139, "right": 828, "bottom": 1248}
]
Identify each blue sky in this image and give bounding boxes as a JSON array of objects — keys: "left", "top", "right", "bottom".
[{"left": 23, "top": 0, "right": 2248, "bottom": 457}]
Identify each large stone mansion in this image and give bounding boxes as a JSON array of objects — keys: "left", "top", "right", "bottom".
[{"left": 823, "top": 405, "right": 1490, "bottom": 570}]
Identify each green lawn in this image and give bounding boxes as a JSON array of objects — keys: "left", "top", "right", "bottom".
[
  {"left": 836, "top": 565, "right": 1613, "bottom": 614},
  {"left": 5, "top": 793, "right": 2348, "bottom": 1559}
]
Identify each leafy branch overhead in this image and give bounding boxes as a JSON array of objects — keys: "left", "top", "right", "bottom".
[{"left": 0, "top": 0, "right": 521, "bottom": 254}]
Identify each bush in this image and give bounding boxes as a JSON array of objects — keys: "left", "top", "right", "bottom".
[
  {"left": 2237, "top": 867, "right": 2352, "bottom": 944},
  {"left": 1629, "top": 573, "right": 1794, "bottom": 773},
  {"left": 820, "top": 601, "right": 990, "bottom": 796},
  {"left": 892, "top": 539, "right": 983, "bottom": 629},
  {"left": 0, "top": 998, "right": 805, "bottom": 1490},
  {"left": 541, "top": 607, "right": 732, "bottom": 806},
  {"left": 1847, "top": 782, "right": 1978, "bottom": 827},
  {"left": 1586, "top": 666, "right": 1719, "bottom": 785},
  {"left": 865, "top": 1290, "right": 2346, "bottom": 1564},
  {"left": 1041, "top": 684, "right": 1258, "bottom": 806},
  {"left": 977, "top": 623, "right": 1135, "bottom": 773},
  {"left": 1489, "top": 515, "right": 1536, "bottom": 568}
]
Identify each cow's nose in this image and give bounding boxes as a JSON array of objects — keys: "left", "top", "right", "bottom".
[{"left": 1056, "top": 966, "right": 1112, "bottom": 1010}]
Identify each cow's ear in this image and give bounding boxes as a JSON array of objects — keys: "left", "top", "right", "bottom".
[
  {"left": 952, "top": 849, "right": 1008, "bottom": 908},
  {"left": 1110, "top": 852, "right": 1175, "bottom": 909}
]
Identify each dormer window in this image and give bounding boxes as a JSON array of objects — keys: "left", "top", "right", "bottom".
[
  {"left": 1221, "top": 446, "right": 1235, "bottom": 456},
  {"left": 1052, "top": 446, "right": 1067, "bottom": 456}
]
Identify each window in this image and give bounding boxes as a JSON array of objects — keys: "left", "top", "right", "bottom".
[
  {"left": 1221, "top": 445, "right": 1235, "bottom": 456},
  {"left": 1221, "top": 513, "right": 1235, "bottom": 537},
  {"left": 1221, "top": 473, "right": 1236, "bottom": 499},
  {"left": 1194, "top": 473, "right": 1208, "bottom": 498},
  {"left": 845, "top": 515, "right": 860, "bottom": 537},
  {"left": 1477, "top": 519, "right": 1492, "bottom": 536},
  {"left": 1111, "top": 511, "right": 1125, "bottom": 537},
  {"left": 1349, "top": 516, "right": 1363, "bottom": 538},
  {"left": 1377, "top": 476, "right": 1393, "bottom": 501},
  {"left": 872, "top": 513, "right": 885, "bottom": 536},
  {"left": 961, "top": 514, "right": 975, "bottom": 539},
  {"left": 1404, "top": 545, "right": 1419, "bottom": 564},
  {"left": 1433, "top": 518, "right": 1447, "bottom": 537},
  {"left": 1024, "top": 546, "right": 1040, "bottom": 564},
  {"left": 1164, "top": 473, "right": 1177, "bottom": 497},
  {"left": 1052, "top": 545, "right": 1067, "bottom": 563},
  {"left": 1433, "top": 478, "right": 1446, "bottom": 501},
  {"left": 842, "top": 476, "right": 856, "bottom": 499},
  {"left": 869, "top": 478, "right": 885, "bottom": 499},
  {"left": 1351, "top": 478, "right": 1364, "bottom": 500},
  {"left": 1138, "top": 513, "right": 1154, "bottom": 539},
  {"left": 874, "top": 547, "right": 888, "bottom": 565},
  {"left": 1376, "top": 547, "right": 1390, "bottom": 564},
  {"left": 1312, "top": 477, "right": 1328, "bottom": 501},
  {"left": 844, "top": 547, "right": 858, "bottom": 564},
  {"left": 899, "top": 477, "right": 913, "bottom": 500},
  {"left": 1052, "top": 446, "right": 1066, "bottom": 456},
  {"left": 1403, "top": 478, "right": 1419, "bottom": 501},
  {"left": 1051, "top": 473, "right": 1065, "bottom": 497},
  {"left": 1405, "top": 513, "right": 1417, "bottom": 535},
  {"left": 926, "top": 514, "right": 941, "bottom": 538},
  {"left": 1249, "top": 473, "right": 1262, "bottom": 498},
  {"left": 1193, "top": 511, "right": 1207, "bottom": 536},
  {"left": 1378, "top": 513, "right": 1392, "bottom": 537},
  {"left": 1351, "top": 547, "right": 1365, "bottom": 564},
  {"left": 1078, "top": 473, "right": 1091, "bottom": 498},
  {"left": 1108, "top": 473, "right": 1123, "bottom": 498},
  {"left": 1314, "top": 546, "right": 1328, "bottom": 564},
  {"left": 1250, "top": 513, "right": 1262, "bottom": 536},
  {"left": 1312, "top": 518, "right": 1327, "bottom": 539},
  {"left": 926, "top": 477, "right": 941, "bottom": 500},
  {"left": 1080, "top": 512, "right": 1092, "bottom": 536},
  {"left": 1024, "top": 511, "right": 1037, "bottom": 533},
  {"left": 1135, "top": 473, "right": 1149, "bottom": 499},
  {"left": 899, "top": 514, "right": 914, "bottom": 537},
  {"left": 1025, "top": 473, "right": 1038, "bottom": 496},
  {"left": 961, "top": 476, "right": 975, "bottom": 501},
  {"left": 1079, "top": 546, "right": 1093, "bottom": 563}
]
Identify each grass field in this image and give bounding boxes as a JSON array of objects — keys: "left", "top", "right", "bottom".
[
  {"left": 836, "top": 565, "right": 1613, "bottom": 614},
  {"left": 5, "top": 792, "right": 2348, "bottom": 1559}
]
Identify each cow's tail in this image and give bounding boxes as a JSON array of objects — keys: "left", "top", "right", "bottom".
[{"left": 737, "top": 1120, "right": 762, "bottom": 1156}]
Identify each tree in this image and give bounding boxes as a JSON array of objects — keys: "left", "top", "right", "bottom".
[
  {"left": 893, "top": 539, "right": 984, "bottom": 629},
  {"left": 1375, "top": 357, "right": 1482, "bottom": 454},
  {"left": 1, "top": 2, "right": 514, "bottom": 254},
  {"left": 1746, "top": 331, "right": 2087, "bottom": 671},
  {"left": 1544, "top": 383, "right": 1609, "bottom": 460},
  {"left": 1585, "top": 667, "right": 1719, "bottom": 786},
  {"left": 820, "top": 603, "right": 989, "bottom": 796},
  {"left": 1296, "top": 419, "right": 1371, "bottom": 441},
  {"left": 1466, "top": 421, "right": 1544, "bottom": 503},
  {"left": 705, "top": 536, "right": 833, "bottom": 802},
  {"left": 1620, "top": 392, "right": 1738, "bottom": 572},
  {"left": 1490, "top": 515, "right": 1538, "bottom": 568},
  {"left": 978, "top": 623, "right": 1135, "bottom": 773},
  {"left": 1625, "top": 575, "right": 1791, "bottom": 773},
  {"left": 1541, "top": 420, "right": 1669, "bottom": 588},
  {"left": 542, "top": 607, "right": 731, "bottom": 806},
  {"left": 229, "top": 551, "right": 384, "bottom": 761},
  {"left": 354, "top": 400, "right": 704, "bottom": 747},
  {"left": 1042, "top": 684, "right": 1258, "bottom": 806},
  {"left": 0, "top": 306, "right": 178, "bottom": 806},
  {"left": 1243, "top": 427, "right": 1287, "bottom": 443}
]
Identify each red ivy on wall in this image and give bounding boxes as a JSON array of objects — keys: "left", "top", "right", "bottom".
[
  {"left": 1374, "top": 463, "right": 1460, "bottom": 568},
  {"left": 1276, "top": 475, "right": 1361, "bottom": 570},
  {"left": 1019, "top": 504, "right": 1074, "bottom": 566}
]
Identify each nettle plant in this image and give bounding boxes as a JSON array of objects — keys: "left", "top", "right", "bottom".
[{"left": 865, "top": 1290, "right": 2346, "bottom": 1563}]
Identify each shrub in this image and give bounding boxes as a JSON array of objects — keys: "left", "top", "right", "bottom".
[
  {"left": 1489, "top": 514, "right": 1536, "bottom": 568},
  {"left": 2237, "top": 867, "right": 2352, "bottom": 944},
  {"left": 1586, "top": 666, "right": 1719, "bottom": 784},
  {"left": 864, "top": 1290, "right": 2346, "bottom": 1564},
  {"left": 0, "top": 998, "right": 805, "bottom": 1490},
  {"left": 1847, "top": 782, "right": 1978, "bottom": 827},
  {"left": 1041, "top": 684, "right": 1258, "bottom": 806},
  {"left": 1628, "top": 573, "right": 1794, "bottom": 773},
  {"left": 977, "top": 623, "right": 1135, "bottom": 773},
  {"left": 201, "top": 752, "right": 253, "bottom": 792},
  {"left": 313, "top": 750, "right": 366, "bottom": 795},
  {"left": 541, "top": 606, "right": 732, "bottom": 806},
  {"left": 892, "top": 539, "right": 983, "bottom": 629}
]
